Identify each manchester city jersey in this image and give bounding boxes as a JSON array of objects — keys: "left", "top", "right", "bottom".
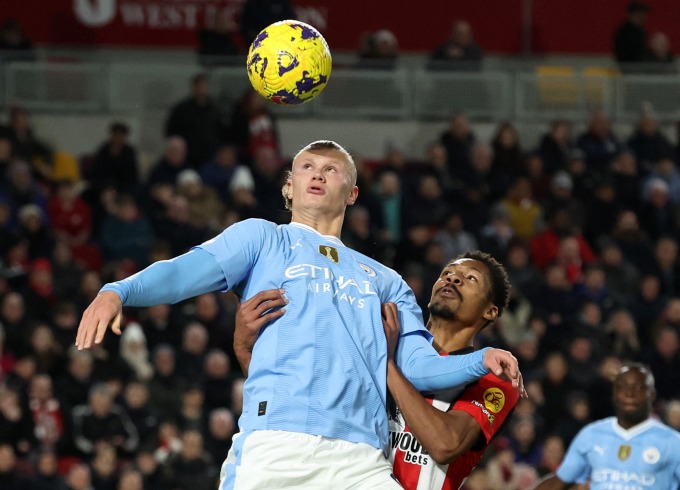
[
  {"left": 557, "top": 417, "right": 680, "bottom": 490},
  {"left": 103, "top": 218, "right": 490, "bottom": 454},
  {"left": 198, "top": 219, "right": 487, "bottom": 453},
  {"left": 201, "top": 219, "right": 414, "bottom": 452}
]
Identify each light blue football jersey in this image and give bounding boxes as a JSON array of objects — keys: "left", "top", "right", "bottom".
[
  {"left": 103, "top": 219, "right": 489, "bottom": 453},
  {"left": 557, "top": 417, "right": 680, "bottom": 490}
]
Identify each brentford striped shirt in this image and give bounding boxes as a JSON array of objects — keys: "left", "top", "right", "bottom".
[{"left": 390, "top": 350, "right": 519, "bottom": 490}]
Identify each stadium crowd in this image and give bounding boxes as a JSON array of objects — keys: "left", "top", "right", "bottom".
[{"left": 0, "top": 73, "right": 680, "bottom": 489}]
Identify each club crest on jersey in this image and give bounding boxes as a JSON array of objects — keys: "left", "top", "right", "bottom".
[
  {"left": 643, "top": 447, "right": 660, "bottom": 464},
  {"left": 483, "top": 387, "right": 505, "bottom": 413},
  {"left": 319, "top": 245, "right": 339, "bottom": 263},
  {"left": 359, "top": 263, "right": 376, "bottom": 277},
  {"left": 618, "top": 444, "right": 631, "bottom": 461}
]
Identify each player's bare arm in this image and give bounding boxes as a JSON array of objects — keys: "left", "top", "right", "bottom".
[
  {"left": 383, "top": 303, "right": 485, "bottom": 464},
  {"left": 75, "top": 290, "right": 124, "bottom": 350},
  {"left": 234, "top": 289, "right": 287, "bottom": 375}
]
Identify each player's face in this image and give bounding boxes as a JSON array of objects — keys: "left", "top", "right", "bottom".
[
  {"left": 287, "top": 149, "right": 358, "bottom": 217},
  {"left": 428, "top": 258, "right": 498, "bottom": 327},
  {"left": 613, "top": 368, "right": 653, "bottom": 424}
]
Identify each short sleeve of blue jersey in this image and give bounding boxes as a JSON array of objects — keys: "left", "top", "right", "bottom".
[
  {"left": 197, "top": 218, "right": 272, "bottom": 294},
  {"left": 556, "top": 425, "right": 592, "bottom": 484}
]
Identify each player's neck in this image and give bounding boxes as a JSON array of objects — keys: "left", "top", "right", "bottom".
[
  {"left": 617, "top": 414, "right": 650, "bottom": 430},
  {"left": 428, "top": 319, "right": 477, "bottom": 353},
  {"left": 291, "top": 210, "right": 344, "bottom": 238}
]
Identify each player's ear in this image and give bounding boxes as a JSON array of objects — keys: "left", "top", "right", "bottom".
[
  {"left": 286, "top": 179, "right": 293, "bottom": 200},
  {"left": 346, "top": 186, "right": 359, "bottom": 205},
  {"left": 483, "top": 304, "right": 498, "bottom": 323}
]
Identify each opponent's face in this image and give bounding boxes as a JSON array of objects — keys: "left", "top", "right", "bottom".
[
  {"left": 287, "top": 149, "right": 357, "bottom": 217},
  {"left": 428, "top": 258, "right": 497, "bottom": 327},
  {"left": 613, "top": 367, "right": 654, "bottom": 424}
]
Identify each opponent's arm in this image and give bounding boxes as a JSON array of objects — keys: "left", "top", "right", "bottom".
[
  {"left": 383, "top": 304, "right": 488, "bottom": 464},
  {"left": 387, "top": 360, "right": 482, "bottom": 463},
  {"left": 76, "top": 248, "right": 226, "bottom": 349}
]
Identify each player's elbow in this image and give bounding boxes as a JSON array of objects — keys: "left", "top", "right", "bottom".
[
  {"left": 429, "top": 448, "right": 455, "bottom": 465},
  {"left": 425, "top": 436, "right": 466, "bottom": 465},
  {"left": 429, "top": 423, "right": 482, "bottom": 464}
]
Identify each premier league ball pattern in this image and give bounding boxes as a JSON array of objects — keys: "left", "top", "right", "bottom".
[{"left": 246, "top": 20, "right": 332, "bottom": 105}]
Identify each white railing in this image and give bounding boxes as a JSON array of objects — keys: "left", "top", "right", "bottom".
[
  {"left": 2, "top": 60, "right": 679, "bottom": 122},
  {"left": 5, "top": 61, "right": 107, "bottom": 112},
  {"left": 314, "top": 68, "right": 412, "bottom": 119},
  {"left": 108, "top": 63, "right": 201, "bottom": 113},
  {"left": 515, "top": 71, "right": 615, "bottom": 122},
  {"left": 616, "top": 74, "right": 680, "bottom": 121},
  {"left": 413, "top": 70, "right": 512, "bottom": 120}
]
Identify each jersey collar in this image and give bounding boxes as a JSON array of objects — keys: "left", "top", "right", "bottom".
[
  {"left": 612, "top": 417, "right": 655, "bottom": 440},
  {"left": 446, "top": 346, "right": 475, "bottom": 356},
  {"left": 289, "top": 222, "right": 345, "bottom": 246}
]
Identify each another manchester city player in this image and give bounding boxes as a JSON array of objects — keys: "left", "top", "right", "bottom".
[
  {"left": 534, "top": 363, "right": 680, "bottom": 490},
  {"left": 75, "top": 140, "right": 524, "bottom": 489}
]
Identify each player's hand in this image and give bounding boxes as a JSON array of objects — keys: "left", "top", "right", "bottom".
[
  {"left": 381, "top": 302, "right": 400, "bottom": 362},
  {"left": 483, "top": 348, "right": 527, "bottom": 398},
  {"left": 75, "top": 291, "right": 124, "bottom": 350},
  {"left": 235, "top": 289, "right": 287, "bottom": 353}
]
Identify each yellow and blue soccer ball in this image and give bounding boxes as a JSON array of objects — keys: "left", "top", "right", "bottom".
[{"left": 246, "top": 20, "right": 332, "bottom": 105}]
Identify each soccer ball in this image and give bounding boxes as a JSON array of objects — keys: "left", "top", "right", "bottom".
[{"left": 246, "top": 20, "right": 332, "bottom": 105}]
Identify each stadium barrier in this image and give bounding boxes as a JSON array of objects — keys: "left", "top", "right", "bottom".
[{"left": 2, "top": 60, "right": 680, "bottom": 123}]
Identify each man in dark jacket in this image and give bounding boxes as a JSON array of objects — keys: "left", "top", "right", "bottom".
[
  {"left": 614, "top": 2, "right": 650, "bottom": 65},
  {"left": 165, "top": 74, "right": 228, "bottom": 168}
]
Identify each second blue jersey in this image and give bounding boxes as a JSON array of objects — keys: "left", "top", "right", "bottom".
[{"left": 557, "top": 417, "right": 680, "bottom": 489}]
